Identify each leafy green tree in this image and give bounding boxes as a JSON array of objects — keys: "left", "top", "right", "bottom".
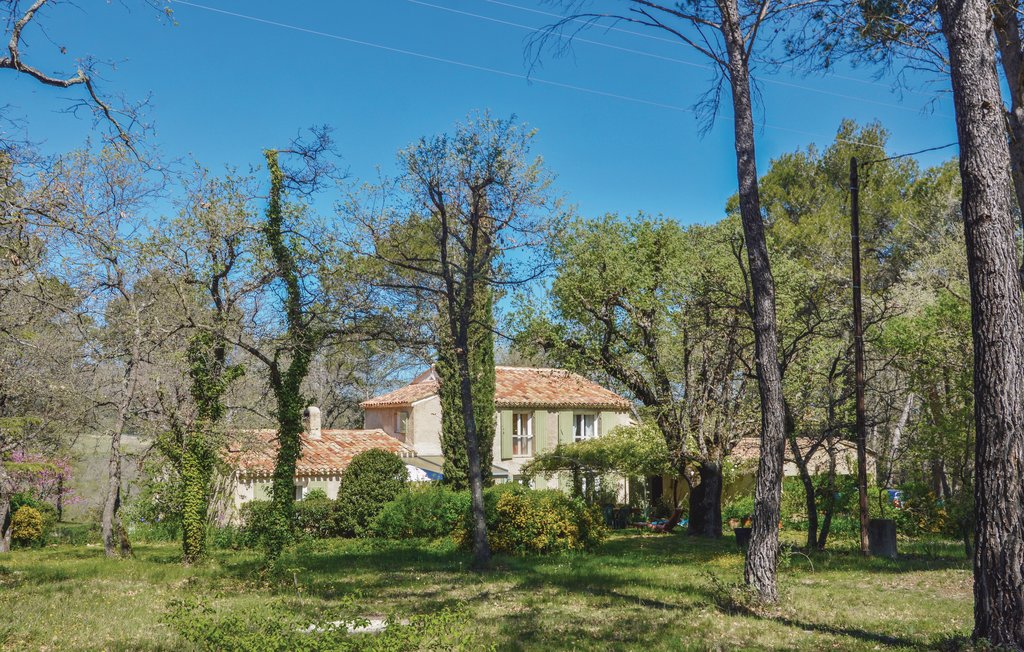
[{"left": 519, "top": 215, "right": 756, "bottom": 537}]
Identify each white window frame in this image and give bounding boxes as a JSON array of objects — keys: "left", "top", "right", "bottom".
[
  {"left": 573, "top": 413, "right": 599, "bottom": 442},
  {"left": 512, "top": 412, "right": 534, "bottom": 457},
  {"left": 294, "top": 484, "right": 307, "bottom": 501},
  {"left": 396, "top": 410, "right": 409, "bottom": 436}
]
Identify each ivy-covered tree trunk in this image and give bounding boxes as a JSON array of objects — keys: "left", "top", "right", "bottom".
[
  {"left": 180, "top": 332, "right": 242, "bottom": 565},
  {"left": 438, "top": 285, "right": 496, "bottom": 489},
  {"left": 938, "top": 0, "right": 1024, "bottom": 645},
  {"left": 262, "top": 149, "right": 317, "bottom": 561}
]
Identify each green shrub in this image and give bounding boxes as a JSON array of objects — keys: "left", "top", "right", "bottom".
[
  {"left": 371, "top": 484, "right": 471, "bottom": 539},
  {"left": 303, "top": 488, "right": 329, "bottom": 502},
  {"left": 293, "top": 497, "right": 339, "bottom": 539},
  {"left": 238, "top": 500, "right": 286, "bottom": 549},
  {"left": 11, "top": 506, "right": 44, "bottom": 546},
  {"left": 334, "top": 449, "right": 408, "bottom": 537},
  {"left": 10, "top": 493, "right": 56, "bottom": 541},
  {"left": 458, "top": 484, "right": 606, "bottom": 555},
  {"left": 722, "top": 495, "right": 755, "bottom": 524}
]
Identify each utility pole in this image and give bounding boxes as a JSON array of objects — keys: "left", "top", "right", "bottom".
[{"left": 850, "top": 157, "right": 870, "bottom": 555}]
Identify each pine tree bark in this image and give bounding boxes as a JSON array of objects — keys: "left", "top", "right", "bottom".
[
  {"left": 938, "top": 0, "right": 1024, "bottom": 645},
  {"left": 717, "top": 0, "right": 787, "bottom": 603},
  {"left": 991, "top": 0, "right": 1024, "bottom": 238}
]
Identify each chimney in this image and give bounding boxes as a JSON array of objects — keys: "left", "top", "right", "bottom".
[{"left": 303, "top": 406, "right": 322, "bottom": 439}]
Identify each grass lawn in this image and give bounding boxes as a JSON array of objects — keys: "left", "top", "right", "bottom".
[{"left": 0, "top": 531, "right": 972, "bottom": 651}]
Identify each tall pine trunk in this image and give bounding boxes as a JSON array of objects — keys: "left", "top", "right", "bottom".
[
  {"left": 938, "top": 0, "right": 1024, "bottom": 645},
  {"left": 719, "top": 0, "right": 787, "bottom": 602},
  {"left": 992, "top": 1, "right": 1024, "bottom": 240}
]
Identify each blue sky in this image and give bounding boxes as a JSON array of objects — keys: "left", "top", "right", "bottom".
[{"left": 6, "top": 0, "right": 959, "bottom": 224}]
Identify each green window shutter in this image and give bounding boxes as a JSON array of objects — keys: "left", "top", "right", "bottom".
[
  {"left": 500, "top": 410, "right": 514, "bottom": 460},
  {"left": 600, "top": 411, "right": 616, "bottom": 436},
  {"left": 254, "top": 481, "right": 272, "bottom": 501},
  {"left": 558, "top": 411, "right": 574, "bottom": 445},
  {"left": 533, "top": 410, "right": 547, "bottom": 452},
  {"left": 307, "top": 479, "right": 328, "bottom": 494}
]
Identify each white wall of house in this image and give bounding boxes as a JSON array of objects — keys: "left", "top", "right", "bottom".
[{"left": 367, "top": 400, "right": 635, "bottom": 499}]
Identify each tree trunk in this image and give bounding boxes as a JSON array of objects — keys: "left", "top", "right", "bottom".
[
  {"left": 938, "top": 0, "right": 1024, "bottom": 645},
  {"left": 180, "top": 437, "right": 207, "bottom": 565},
  {"left": 102, "top": 351, "right": 139, "bottom": 559},
  {"left": 456, "top": 345, "right": 491, "bottom": 570},
  {"left": 687, "top": 460, "right": 723, "bottom": 537},
  {"left": 992, "top": 0, "right": 1024, "bottom": 246},
  {"left": 719, "top": 0, "right": 787, "bottom": 603},
  {"left": 816, "top": 446, "right": 838, "bottom": 550},
  {"left": 796, "top": 462, "right": 818, "bottom": 551},
  {"left": 0, "top": 466, "right": 11, "bottom": 553}
]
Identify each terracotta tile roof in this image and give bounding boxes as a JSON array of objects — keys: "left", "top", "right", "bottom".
[
  {"left": 358, "top": 381, "right": 440, "bottom": 408},
  {"left": 361, "top": 366, "right": 632, "bottom": 410},
  {"left": 223, "top": 429, "right": 415, "bottom": 478}
]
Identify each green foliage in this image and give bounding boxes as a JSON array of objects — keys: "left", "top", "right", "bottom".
[
  {"left": 437, "top": 286, "right": 496, "bottom": 490},
  {"left": 371, "top": 484, "right": 472, "bottom": 539},
  {"left": 334, "top": 449, "right": 408, "bottom": 537},
  {"left": 262, "top": 148, "right": 320, "bottom": 560},
  {"left": 455, "top": 484, "right": 606, "bottom": 555},
  {"left": 163, "top": 599, "right": 485, "bottom": 652},
  {"left": 124, "top": 457, "right": 183, "bottom": 541},
  {"left": 292, "top": 497, "right": 338, "bottom": 539},
  {"left": 239, "top": 500, "right": 290, "bottom": 550},
  {"left": 178, "top": 330, "right": 244, "bottom": 564},
  {"left": 11, "top": 506, "right": 44, "bottom": 546},
  {"left": 10, "top": 493, "right": 56, "bottom": 544},
  {"left": 524, "top": 422, "right": 672, "bottom": 481},
  {"left": 304, "top": 488, "right": 329, "bottom": 502}
]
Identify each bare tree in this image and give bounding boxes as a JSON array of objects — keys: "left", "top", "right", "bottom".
[
  {"left": 0, "top": 0, "right": 164, "bottom": 153},
  {"left": 29, "top": 147, "right": 163, "bottom": 558},
  {"left": 531, "top": 0, "right": 793, "bottom": 601},
  {"left": 348, "top": 113, "right": 555, "bottom": 570}
]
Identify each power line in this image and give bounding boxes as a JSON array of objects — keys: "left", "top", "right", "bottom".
[
  {"left": 412, "top": 0, "right": 950, "bottom": 119},
  {"left": 482, "top": 0, "right": 944, "bottom": 100},
  {"left": 170, "top": 0, "right": 893, "bottom": 150},
  {"left": 860, "top": 142, "right": 959, "bottom": 166}
]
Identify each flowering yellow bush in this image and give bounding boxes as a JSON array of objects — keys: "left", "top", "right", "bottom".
[
  {"left": 487, "top": 488, "right": 606, "bottom": 555},
  {"left": 11, "top": 505, "right": 44, "bottom": 546}
]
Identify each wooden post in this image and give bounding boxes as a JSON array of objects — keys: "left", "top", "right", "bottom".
[{"left": 850, "top": 157, "right": 870, "bottom": 555}]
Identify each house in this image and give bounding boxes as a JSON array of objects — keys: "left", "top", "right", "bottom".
[
  {"left": 730, "top": 436, "right": 878, "bottom": 478},
  {"left": 648, "top": 437, "right": 879, "bottom": 509},
  {"left": 216, "top": 407, "right": 417, "bottom": 521},
  {"left": 360, "top": 366, "right": 636, "bottom": 487}
]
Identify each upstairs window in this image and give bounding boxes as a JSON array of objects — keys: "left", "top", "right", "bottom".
[
  {"left": 396, "top": 411, "right": 409, "bottom": 437},
  {"left": 512, "top": 412, "right": 534, "bottom": 456},
  {"left": 574, "top": 413, "right": 598, "bottom": 442}
]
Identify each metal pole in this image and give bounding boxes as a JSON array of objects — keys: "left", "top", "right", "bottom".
[{"left": 850, "top": 157, "right": 870, "bottom": 555}]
